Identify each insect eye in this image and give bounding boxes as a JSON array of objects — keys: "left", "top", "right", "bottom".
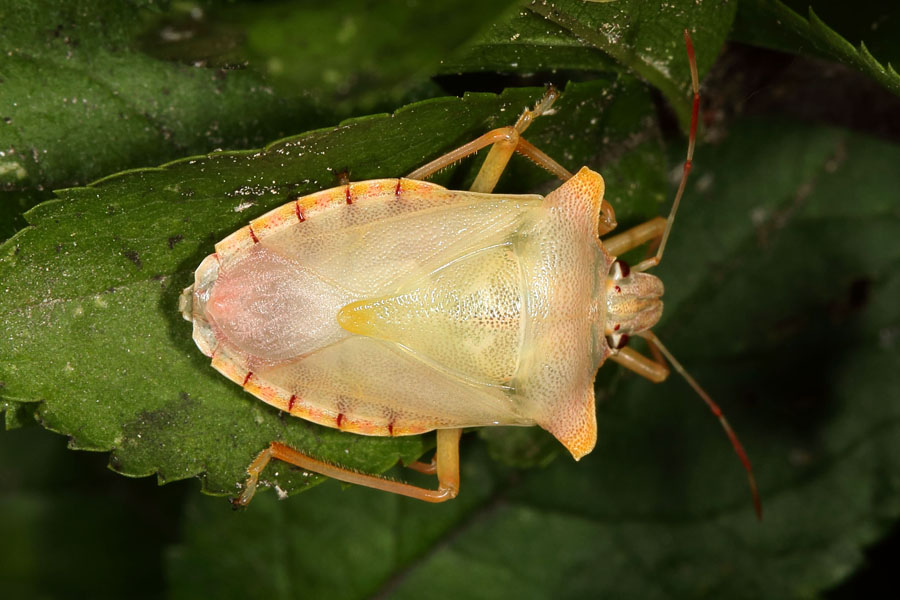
[
  {"left": 608, "top": 333, "right": 630, "bottom": 349},
  {"left": 611, "top": 259, "right": 631, "bottom": 280}
]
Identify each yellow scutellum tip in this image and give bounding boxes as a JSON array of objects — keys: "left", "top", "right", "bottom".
[{"left": 337, "top": 301, "right": 377, "bottom": 336}]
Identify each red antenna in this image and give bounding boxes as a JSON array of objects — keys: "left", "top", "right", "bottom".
[
  {"left": 641, "top": 331, "right": 762, "bottom": 519},
  {"left": 638, "top": 31, "right": 762, "bottom": 519}
]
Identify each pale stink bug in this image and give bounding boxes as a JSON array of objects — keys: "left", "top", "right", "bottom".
[{"left": 179, "top": 31, "right": 761, "bottom": 516}]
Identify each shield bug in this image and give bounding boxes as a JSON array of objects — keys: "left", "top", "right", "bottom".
[{"left": 180, "top": 31, "right": 761, "bottom": 517}]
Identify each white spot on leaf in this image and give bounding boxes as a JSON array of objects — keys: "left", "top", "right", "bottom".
[{"left": 0, "top": 161, "right": 27, "bottom": 181}]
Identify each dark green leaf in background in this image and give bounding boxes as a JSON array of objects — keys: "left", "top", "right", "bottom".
[
  {"left": 734, "top": 0, "right": 900, "bottom": 96},
  {"left": 0, "top": 425, "right": 183, "bottom": 599},
  {"left": 443, "top": 0, "right": 736, "bottom": 130},
  {"left": 775, "top": 0, "right": 899, "bottom": 68},
  {"left": 140, "top": 0, "right": 521, "bottom": 116}
]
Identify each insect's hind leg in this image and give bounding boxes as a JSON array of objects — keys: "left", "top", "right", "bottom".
[
  {"left": 407, "top": 87, "right": 572, "bottom": 193},
  {"left": 233, "top": 428, "right": 463, "bottom": 506}
]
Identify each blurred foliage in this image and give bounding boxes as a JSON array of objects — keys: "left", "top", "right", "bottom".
[{"left": 734, "top": 0, "right": 900, "bottom": 96}]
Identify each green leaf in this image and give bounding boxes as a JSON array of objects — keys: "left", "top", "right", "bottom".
[
  {"left": 0, "top": 0, "right": 318, "bottom": 189},
  {"left": 165, "top": 117, "right": 900, "bottom": 599},
  {"left": 0, "top": 0, "right": 312, "bottom": 240},
  {"left": 442, "top": 0, "right": 737, "bottom": 131},
  {"left": 0, "top": 77, "right": 665, "bottom": 499},
  {"left": 0, "top": 0, "right": 522, "bottom": 241},
  {"left": 734, "top": 0, "right": 900, "bottom": 96},
  {"left": 772, "top": 1, "right": 900, "bottom": 69},
  {"left": 2, "top": 398, "right": 36, "bottom": 429},
  {"left": 139, "top": 0, "right": 521, "bottom": 115}
]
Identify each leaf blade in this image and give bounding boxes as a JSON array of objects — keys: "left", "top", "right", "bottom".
[{"left": 0, "top": 79, "right": 664, "bottom": 497}]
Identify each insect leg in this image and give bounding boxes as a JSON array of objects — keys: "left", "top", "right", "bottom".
[
  {"left": 407, "top": 128, "right": 523, "bottom": 183},
  {"left": 470, "top": 87, "right": 574, "bottom": 192},
  {"left": 407, "top": 87, "right": 572, "bottom": 193},
  {"left": 233, "top": 428, "right": 462, "bottom": 506},
  {"left": 407, "top": 457, "right": 437, "bottom": 474}
]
